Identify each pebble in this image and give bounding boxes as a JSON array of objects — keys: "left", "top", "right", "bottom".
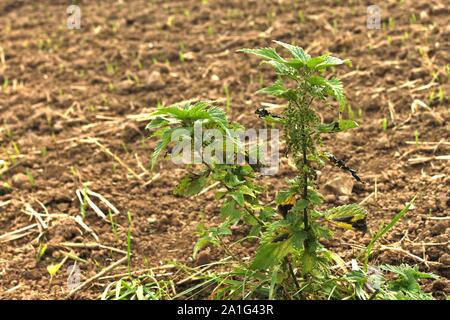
[
  {"left": 324, "top": 194, "right": 336, "bottom": 203},
  {"left": 11, "top": 173, "right": 31, "bottom": 189},
  {"left": 146, "top": 70, "right": 165, "bottom": 90},
  {"left": 419, "top": 11, "right": 430, "bottom": 22},
  {"left": 196, "top": 248, "right": 211, "bottom": 266},
  {"left": 324, "top": 173, "right": 355, "bottom": 196},
  {"left": 438, "top": 253, "right": 450, "bottom": 266}
]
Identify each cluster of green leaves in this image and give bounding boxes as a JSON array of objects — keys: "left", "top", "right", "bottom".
[
  {"left": 146, "top": 100, "right": 274, "bottom": 259},
  {"left": 238, "top": 41, "right": 367, "bottom": 280},
  {"left": 145, "top": 41, "right": 435, "bottom": 300},
  {"left": 101, "top": 274, "right": 174, "bottom": 300}
]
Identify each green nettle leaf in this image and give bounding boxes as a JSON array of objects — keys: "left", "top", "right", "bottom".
[
  {"left": 263, "top": 60, "right": 298, "bottom": 78},
  {"left": 317, "top": 119, "right": 358, "bottom": 133},
  {"left": 148, "top": 101, "right": 229, "bottom": 129},
  {"left": 230, "top": 192, "right": 245, "bottom": 206},
  {"left": 292, "top": 230, "right": 307, "bottom": 248},
  {"left": 252, "top": 239, "right": 293, "bottom": 270},
  {"left": 238, "top": 185, "right": 256, "bottom": 198},
  {"left": 220, "top": 199, "right": 242, "bottom": 220},
  {"left": 324, "top": 204, "right": 367, "bottom": 220},
  {"left": 323, "top": 204, "right": 367, "bottom": 232},
  {"left": 257, "top": 80, "right": 297, "bottom": 100},
  {"left": 308, "top": 76, "right": 346, "bottom": 109},
  {"left": 309, "top": 55, "right": 351, "bottom": 70},
  {"left": 272, "top": 40, "right": 311, "bottom": 63},
  {"left": 380, "top": 265, "right": 437, "bottom": 293},
  {"left": 237, "top": 47, "right": 285, "bottom": 63},
  {"left": 145, "top": 117, "right": 170, "bottom": 130},
  {"left": 316, "top": 121, "right": 340, "bottom": 133},
  {"left": 301, "top": 251, "right": 316, "bottom": 274},
  {"left": 275, "top": 190, "right": 295, "bottom": 205},
  {"left": 306, "top": 56, "right": 328, "bottom": 69},
  {"left": 174, "top": 173, "right": 209, "bottom": 197},
  {"left": 151, "top": 128, "right": 173, "bottom": 169},
  {"left": 292, "top": 199, "right": 307, "bottom": 211},
  {"left": 257, "top": 80, "right": 287, "bottom": 96},
  {"left": 307, "top": 190, "right": 323, "bottom": 205}
]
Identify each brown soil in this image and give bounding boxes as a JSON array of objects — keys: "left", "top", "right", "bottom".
[{"left": 0, "top": 0, "right": 449, "bottom": 300}]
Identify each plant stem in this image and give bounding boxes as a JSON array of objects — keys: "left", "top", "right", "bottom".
[
  {"left": 286, "top": 257, "right": 301, "bottom": 292},
  {"left": 302, "top": 120, "right": 309, "bottom": 231}
]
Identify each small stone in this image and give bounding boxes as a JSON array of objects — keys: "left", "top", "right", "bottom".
[
  {"left": 431, "top": 279, "right": 447, "bottom": 292},
  {"left": 159, "top": 215, "right": 170, "bottom": 225},
  {"left": 419, "top": 11, "right": 430, "bottom": 22},
  {"left": 375, "top": 135, "right": 390, "bottom": 149},
  {"left": 52, "top": 250, "right": 62, "bottom": 259},
  {"left": 11, "top": 173, "right": 31, "bottom": 189},
  {"left": 430, "top": 221, "right": 447, "bottom": 236},
  {"left": 115, "top": 80, "right": 135, "bottom": 94},
  {"left": 146, "top": 71, "right": 165, "bottom": 90},
  {"left": 324, "top": 173, "right": 355, "bottom": 196},
  {"left": 154, "top": 63, "right": 171, "bottom": 74},
  {"left": 438, "top": 253, "right": 450, "bottom": 265},
  {"left": 196, "top": 248, "right": 211, "bottom": 266},
  {"left": 210, "top": 74, "right": 220, "bottom": 82},
  {"left": 324, "top": 194, "right": 336, "bottom": 203},
  {"left": 182, "top": 52, "right": 195, "bottom": 61},
  {"left": 337, "top": 195, "right": 349, "bottom": 203}
]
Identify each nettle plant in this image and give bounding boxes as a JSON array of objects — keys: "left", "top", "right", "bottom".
[{"left": 147, "top": 41, "right": 435, "bottom": 300}]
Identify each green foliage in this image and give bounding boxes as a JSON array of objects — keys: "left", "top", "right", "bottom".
[
  {"left": 145, "top": 41, "right": 433, "bottom": 300},
  {"left": 101, "top": 274, "right": 174, "bottom": 300}
]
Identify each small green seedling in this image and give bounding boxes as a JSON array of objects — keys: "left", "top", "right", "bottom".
[
  {"left": 26, "top": 168, "right": 35, "bottom": 187},
  {"left": 414, "top": 129, "right": 420, "bottom": 145},
  {"left": 297, "top": 10, "right": 305, "bottom": 23},
  {"left": 127, "top": 211, "right": 133, "bottom": 275},
  {"left": 223, "top": 84, "right": 231, "bottom": 112}
]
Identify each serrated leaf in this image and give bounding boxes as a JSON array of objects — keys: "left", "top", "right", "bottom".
[
  {"left": 262, "top": 60, "right": 298, "bottom": 78},
  {"left": 292, "top": 199, "right": 307, "bottom": 211},
  {"left": 151, "top": 128, "right": 173, "bottom": 169},
  {"left": 308, "top": 55, "right": 351, "bottom": 70},
  {"left": 148, "top": 101, "right": 228, "bottom": 127},
  {"left": 292, "top": 230, "right": 307, "bottom": 248},
  {"left": 174, "top": 173, "right": 209, "bottom": 197},
  {"left": 230, "top": 192, "right": 245, "bottom": 206},
  {"left": 301, "top": 251, "right": 315, "bottom": 274},
  {"left": 308, "top": 76, "right": 346, "bottom": 109},
  {"left": 145, "top": 117, "right": 170, "bottom": 130},
  {"left": 323, "top": 204, "right": 367, "bottom": 232},
  {"left": 306, "top": 56, "right": 328, "bottom": 69},
  {"left": 276, "top": 190, "right": 296, "bottom": 205},
  {"left": 251, "top": 239, "right": 293, "bottom": 270},
  {"left": 273, "top": 40, "right": 310, "bottom": 63},
  {"left": 317, "top": 119, "right": 358, "bottom": 133},
  {"left": 324, "top": 204, "right": 367, "bottom": 220},
  {"left": 257, "top": 80, "right": 297, "bottom": 100},
  {"left": 238, "top": 47, "right": 285, "bottom": 63},
  {"left": 220, "top": 199, "right": 242, "bottom": 220}
]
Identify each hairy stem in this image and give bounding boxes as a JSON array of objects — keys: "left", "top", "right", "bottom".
[
  {"left": 285, "top": 256, "right": 301, "bottom": 292},
  {"left": 302, "top": 120, "right": 309, "bottom": 231}
]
